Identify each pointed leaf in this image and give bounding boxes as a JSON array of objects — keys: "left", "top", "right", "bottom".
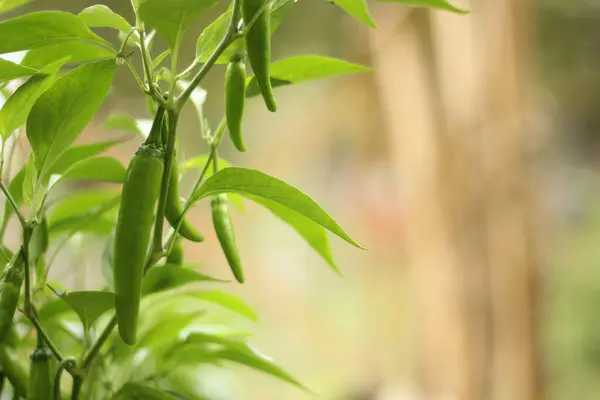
[
  {"left": 330, "top": 0, "right": 376, "bottom": 27},
  {"left": 0, "top": 0, "right": 32, "bottom": 14},
  {"left": 139, "top": 0, "right": 218, "bottom": 49},
  {"left": 22, "top": 153, "right": 37, "bottom": 207},
  {"left": 104, "top": 113, "right": 144, "bottom": 136},
  {"left": 180, "top": 155, "right": 244, "bottom": 211},
  {"left": 187, "top": 290, "right": 258, "bottom": 322},
  {"left": 196, "top": 7, "right": 289, "bottom": 65},
  {"left": 60, "top": 290, "right": 115, "bottom": 332},
  {"left": 137, "top": 311, "right": 203, "bottom": 349},
  {"left": 375, "top": 0, "right": 469, "bottom": 13},
  {"left": 57, "top": 156, "right": 127, "bottom": 184},
  {"left": 143, "top": 265, "right": 227, "bottom": 295},
  {"left": 250, "top": 195, "right": 340, "bottom": 274},
  {"left": 47, "top": 190, "right": 120, "bottom": 236},
  {"left": 113, "top": 382, "right": 180, "bottom": 400},
  {"left": 26, "top": 59, "right": 117, "bottom": 179},
  {"left": 21, "top": 42, "right": 115, "bottom": 69},
  {"left": 0, "top": 58, "right": 39, "bottom": 83},
  {"left": 78, "top": 5, "right": 132, "bottom": 32},
  {"left": 217, "top": 345, "right": 307, "bottom": 390},
  {"left": 192, "top": 167, "right": 363, "bottom": 248},
  {"left": 246, "top": 55, "right": 371, "bottom": 98},
  {"left": 47, "top": 140, "right": 126, "bottom": 176},
  {"left": 175, "top": 333, "right": 308, "bottom": 391},
  {"left": 0, "top": 11, "right": 111, "bottom": 54},
  {"left": 0, "top": 58, "right": 68, "bottom": 139}
]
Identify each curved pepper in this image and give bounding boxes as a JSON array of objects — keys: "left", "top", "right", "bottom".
[
  {"left": 242, "top": 0, "right": 277, "bottom": 112},
  {"left": 211, "top": 194, "right": 244, "bottom": 283},
  {"left": 113, "top": 109, "right": 165, "bottom": 345}
]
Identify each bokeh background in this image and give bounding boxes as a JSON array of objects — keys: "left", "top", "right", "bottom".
[{"left": 3, "top": 0, "right": 599, "bottom": 399}]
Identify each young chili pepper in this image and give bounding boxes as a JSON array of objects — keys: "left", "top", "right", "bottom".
[
  {"left": 242, "top": 0, "right": 277, "bottom": 112},
  {"left": 211, "top": 194, "right": 244, "bottom": 283},
  {"left": 160, "top": 113, "right": 205, "bottom": 243},
  {"left": 225, "top": 53, "right": 247, "bottom": 152},
  {"left": 164, "top": 154, "right": 205, "bottom": 243},
  {"left": 0, "top": 249, "right": 24, "bottom": 343},
  {"left": 28, "top": 342, "right": 53, "bottom": 399},
  {"left": 166, "top": 236, "right": 184, "bottom": 265},
  {"left": 113, "top": 108, "right": 165, "bottom": 345},
  {"left": 0, "top": 344, "right": 27, "bottom": 397}
]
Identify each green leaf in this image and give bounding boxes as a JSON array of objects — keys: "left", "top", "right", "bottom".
[
  {"left": 0, "top": 58, "right": 39, "bottom": 83},
  {"left": 47, "top": 189, "right": 120, "bottom": 236},
  {"left": 192, "top": 167, "right": 363, "bottom": 248},
  {"left": 26, "top": 59, "right": 117, "bottom": 180},
  {"left": 3, "top": 166, "right": 25, "bottom": 222},
  {"left": 104, "top": 113, "right": 144, "bottom": 136},
  {"left": 139, "top": 0, "right": 218, "bottom": 50},
  {"left": 38, "top": 297, "right": 72, "bottom": 322},
  {"left": 78, "top": 5, "right": 132, "bottom": 32},
  {"left": 196, "top": 7, "right": 289, "bottom": 65},
  {"left": 0, "top": 11, "right": 111, "bottom": 54},
  {"left": 250, "top": 195, "right": 340, "bottom": 274},
  {"left": 21, "top": 41, "right": 116, "bottom": 69},
  {"left": 0, "top": 58, "right": 68, "bottom": 140},
  {"left": 187, "top": 290, "right": 258, "bottom": 322},
  {"left": 113, "top": 382, "right": 180, "bottom": 400},
  {"left": 60, "top": 290, "right": 115, "bottom": 332},
  {"left": 101, "top": 233, "right": 115, "bottom": 291},
  {"left": 375, "top": 0, "right": 469, "bottom": 13},
  {"left": 330, "top": 0, "right": 376, "bottom": 27},
  {"left": 22, "top": 153, "right": 37, "bottom": 208},
  {"left": 137, "top": 311, "right": 203, "bottom": 350},
  {"left": 47, "top": 140, "right": 126, "bottom": 177},
  {"left": 174, "top": 333, "right": 308, "bottom": 391},
  {"left": 246, "top": 55, "right": 371, "bottom": 98},
  {"left": 0, "top": 0, "right": 32, "bottom": 14},
  {"left": 180, "top": 155, "right": 245, "bottom": 212},
  {"left": 56, "top": 156, "right": 127, "bottom": 184},
  {"left": 143, "top": 265, "right": 227, "bottom": 295}
]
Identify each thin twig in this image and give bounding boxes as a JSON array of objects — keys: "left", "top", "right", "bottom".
[{"left": 0, "top": 182, "right": 24, "bottom": 228}]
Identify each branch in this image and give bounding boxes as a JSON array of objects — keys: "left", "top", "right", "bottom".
[
  {"left": 0, "top": 182, "right": 25, "bottom": 228},
  {"left": 176, "top": 0, "right": 242, "bottom": 109}
]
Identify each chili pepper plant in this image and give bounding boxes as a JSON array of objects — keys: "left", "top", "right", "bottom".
[{"left": 0, "top": 0, "right": 466, "bottom": 398}]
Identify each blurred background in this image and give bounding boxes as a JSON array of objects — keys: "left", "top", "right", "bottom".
[{"left": 3, "top": 0, "right": 600, "bottom": 399}]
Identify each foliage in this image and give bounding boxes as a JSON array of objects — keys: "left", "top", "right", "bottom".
[{"left": 0, "top": 0, "right": 465, "bottom": 398}]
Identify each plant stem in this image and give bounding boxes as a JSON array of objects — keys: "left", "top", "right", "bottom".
[
  {"left": 0, "top": 182, "right": 24, "bottom": 228},
  {"left": 176, "top": 0, "right": 242, "bottom": 110},
  {"left": 164, "top": 148, "right": 216, "bottom": 255},
  {"left": 53, "top": 358, "right": 76, "bottom": 400},
  {"left": 22, "top": 228, "right": 32, "bottom": 316},
  {"left": 71, "top": 376, "right": 83, "bottom": 400},
  {"left": 81, "top": 316, "right": 117, "bottom": 371},
  {"left": 26, "top": 310, "right": 64, "bottom": 364},
  {"left": 152, "top": 109, "right": 178, "bottom": 253},
  {"left": 237, "top": 0, "right": 273, "bottom": 37}
]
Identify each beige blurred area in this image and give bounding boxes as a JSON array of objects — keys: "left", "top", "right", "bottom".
[{"left": 8, "top": 0, "right": 600, "bottom": 399}]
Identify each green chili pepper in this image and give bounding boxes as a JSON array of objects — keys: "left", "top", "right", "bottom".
[
  {"left": 165, "top": 155, "right": 205, "bottom": 243},
  {"left": 0, "top": 249, "right": 24, "bottom": 344},
  {"left": 211, "top": 194, "right": 244, "bottom": 283},
  {"left": 28, "top": 344, "right": 53, "bottom": 399},
  {"left": 160, "top": 112, "right": 204, "bottom": 243},
  {"left": 166, "top": 236, "right": 184, "bottom": 265},
  {"left": 225, "top": 54, "right": 247, "bottom": 152},
  {"left": 113, "top": 109, "right": 165, "bottom": 345},
  {"left": 242, "top": 0, "right": 277, "bottom": 112},
  {"left": 0, "top": 345, "right": 27, "bottom": 397}
]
